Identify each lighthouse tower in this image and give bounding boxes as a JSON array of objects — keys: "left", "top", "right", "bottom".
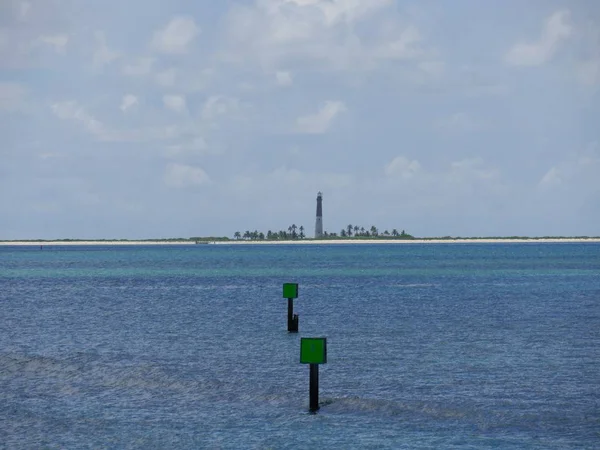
[{"left": 315, "top": 192, "right": 323, "bottom": 238}]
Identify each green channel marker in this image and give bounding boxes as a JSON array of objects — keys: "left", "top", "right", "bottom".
[
  {"left": 284, "top": 283, "right": 299, "bottom": 332},
  {"left": 300, "top": 337, "right": 327, "bottom": 364},
  {"left": 300, "top": 337, "right": 327, "bottom": 412},
  {"left": 283, "top": 283, "right": 298, "bottom": 299}
]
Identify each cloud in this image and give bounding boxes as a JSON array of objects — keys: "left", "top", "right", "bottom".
[
  {"left": 164, "top": 163, "right": 210, "bottom": 188},
  {"left": 373, "top": 25, "right": 422, "bottom": 60},
  {"left": 276, "top": 71, "right": 293, "bottom": 86},
  {"left": 51, "top": 101, "right": 106, "bottom": 136},
  {"left": 163, "top": 95, "right": 187, "bottom": 113},
  {"left": 505, "top": 10, "right": 571, "bottom": 66},
  {"left": 156, "top": 68, "right": 177, "bottom": 87},
  {"left": 51, "top": 100, "right": 184, "bottom": 142},
  {"left": 222, "top": 0, "right": 425, "bottom": 70},
  {"left": 166, "top": 137, "right": 210, "bottom": 157},
  {"left": 576, "top": 23, "right": 600, "bottom": 86},
  {"left": 122, "top": 57, "right": 155, "bottom": 76},
  {"left": 201, "top": 95, "right": 242, "bottom": 121},
  {"left": 450, "top": 157, "right": 499, "bottom": 182},
  {"left": 151, "top": 16, "right": 200, "bottom": 54},
  {"left": 385, "top": 156, "right": 421, "bottom": 179},
  {"left": 120, "top": 94, "right": 138, "bottom": 112},
  {"left": 538, "top": 145, "right": 600, "bottom": 191},
  {"left": 155, "top": 67, "right": 212, "bottom": 92},
  {"left": 35, "top": 34, "right": 69, "bottom": 53},
  {"left": 93, "top": 31, "right": 119, "bottom": 68},
  {"left": 381, "top": 156, "right": 503, "bottom": 197},
  {"left": 296, "top": 101, "right": 346, "bottom": 134},
  {"left": 538, "top": 167, "right": 562, "bottom": 189}
]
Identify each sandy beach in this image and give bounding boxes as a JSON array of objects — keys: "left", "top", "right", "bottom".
[{"left": 2, "top": 238, "right": 600, "bottom": 246}]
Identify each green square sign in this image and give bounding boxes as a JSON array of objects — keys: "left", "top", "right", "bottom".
[
  {"left": 283, "top": 283, "right": 298, "bottom": 299},
  {"left": 300, "top": 337, "right": 327, "bottom": 364}
]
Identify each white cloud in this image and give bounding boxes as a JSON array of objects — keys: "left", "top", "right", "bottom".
[
  {"left": 538, "top": 146, "right": 600, "bottom": 191},
  {"left": 166, "top": 137, "right": 210, "bottom": 157},
  {"left": 385, "top": 156, "right": 421, "bottom": 179},
  {"left": 296, "top": 100, "right": 346, "bottom": 134},
  {"left": 120, "top": 94, "right": 138, "bottom": 112},
  {"left": 276, "top": 71, "right": 293, "bottom": 86},
  {"left": 505, "top": 10, "right": 571, "bottom": 66},
  {"left": 373, "top": 25, "right": 422, "bottom": 60},
  {"left": 155, "top": 67, "right": 212, "bottom": 92},
  {"left": 538, "top": 167, "right": 562, "bottom": 189},
  {"left": 152, "top": 16, "right": 200, "bottom": 54},
  {"left": 164, "top": 163, "right": 210, "bottom": 188},
  {"left": 36, "top": 34, "right": 69, "bottom": 53},
  {"left": 222, "top": 0, "right": 424, "bottom": 70},
  {"left": 201, "top": 95, "right": 241, "bottom": 121},
  {"left": 122, "top": 57, "right": 154, "bottom": 76},
  {"left": 450, "top": 157, "right": 499, "bottom": 182},
  {"left": 93, "top": 31, "right": 119, "bottom": 68},
  {"left": 163, "top": 95, "right": 187, "bottom": 114},
  {"left": 51, "top": 100, "right": 186, "bottom": 142},
  {"left": 52, "top": 101, "right": 106, "bottom": 136},
  {"left": 156, "top": 68, "right": 177, "bottom": 87}
]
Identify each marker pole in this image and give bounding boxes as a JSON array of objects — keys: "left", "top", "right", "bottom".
[
  {"left": 287, "top": 298, "right": 294, "bottom": 331},
  {"left": 287, "top": 298, "right": 298, "bottom": 332},
  {"left": 309, "top": 363, "right": 319, "bottom": 412}
]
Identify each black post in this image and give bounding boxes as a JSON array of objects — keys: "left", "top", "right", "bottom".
[
  {"left": 287, "top": 298, "right": 298, "bottom": 332},
  {"left": 309, "top": 363, "right": 319, "bottom": 412}
]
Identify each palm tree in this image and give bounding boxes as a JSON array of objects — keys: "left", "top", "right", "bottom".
[
  {"left": 384, "top": 230, "right": 390, "bottom": 236},
  {"left": 340, "top": 229, "right": 347, "bottom": 237},
  {"left": 354, "top": 225, "right": 360, "bottom": 236},
  {"left": 346, "top": 224, "right": 353, "bottom": 237},
  {"left": 360, "top": 227, "right": 365, "bottom": 236},
  {"left": 370, "top": 226, "right": 378, "bottom": 236},
  {"left": 234, "top": 231, "right": 241, "bottom": 240},
  {"left": 243, "top": 230, "right": 251, "bottom": 240},
  {"left": 291, "top": 224, "right": 297, "bottom": 239},
  {"left": 299, "top": 225, "right": 305, "bottom": 239},
  {"left": 392, "top": 229, "right": 399, "bottom": 237}
]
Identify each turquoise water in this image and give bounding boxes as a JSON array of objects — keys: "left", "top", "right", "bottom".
[{"left": 1, "top": 243, "right": 599, "bottom": 448}]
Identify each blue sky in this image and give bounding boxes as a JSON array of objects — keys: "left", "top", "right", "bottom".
[{"left": 1, "top": 0, "right": 599, "bottom": 239}]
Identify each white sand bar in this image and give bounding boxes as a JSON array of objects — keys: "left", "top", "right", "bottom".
[{"left": 1, "top": 238, "right": 600, "bottom": 246}]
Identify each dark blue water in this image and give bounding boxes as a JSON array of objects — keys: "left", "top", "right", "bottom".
[{"left": 1, "top": 243, "right": 599, "bottom": 449}]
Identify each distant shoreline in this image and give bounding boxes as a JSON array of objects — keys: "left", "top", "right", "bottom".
[{"left": 2, "top": 238, "right": 600, "bottom": 246}]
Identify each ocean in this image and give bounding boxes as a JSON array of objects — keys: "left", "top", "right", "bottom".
[{"left": 1, "top": 243, "right": 599, "bottom": 449}]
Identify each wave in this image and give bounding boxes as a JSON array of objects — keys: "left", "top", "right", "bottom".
[{"left": 319, "top": 396, "right": 468, "bottom": 420}]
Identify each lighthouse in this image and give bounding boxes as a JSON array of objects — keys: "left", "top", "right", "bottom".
[{"left": 315, "top": 192, "right": 323, "bottom": 238}]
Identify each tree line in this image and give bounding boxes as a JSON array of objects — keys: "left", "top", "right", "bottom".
[
  {"left": 233, "top": 224, "right": 413, "bottom": 240},
  {"left": 234, "top": 224, "right": 306, "bottom": 241}
]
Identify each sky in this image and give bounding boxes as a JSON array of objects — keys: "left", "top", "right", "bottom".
[{"left": 1, "top": 0, "right": 599, "bottom": 239}]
